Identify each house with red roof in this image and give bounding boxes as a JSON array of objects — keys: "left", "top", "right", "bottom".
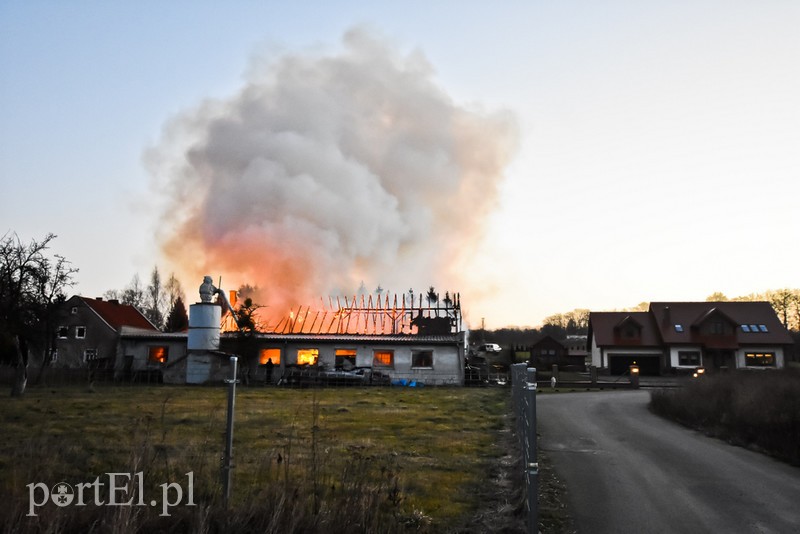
[
  {"left": 51, "top": 296, "right": 159, "bottom": 372},
  {"left": 588, "top": 302, "right": 794, "bottom": 375}
]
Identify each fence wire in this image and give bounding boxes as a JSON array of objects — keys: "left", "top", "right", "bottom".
[{"left": 511, "top": 363, "right": 538, "bottom": 533}]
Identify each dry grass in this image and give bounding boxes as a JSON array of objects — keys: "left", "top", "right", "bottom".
[
  {"left": 650, "top": 369, "right": 800, "bottom": 465},
  {"left": 0, "top": 385, "right": 514, "bottom": 533}
]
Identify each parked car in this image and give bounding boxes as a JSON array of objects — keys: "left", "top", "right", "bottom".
[
  {"left": 279, "top": 365, "right": 390, "bottom": 387},
  {"left": 477, "top": 343, "right": 502, "bottom": 353}
]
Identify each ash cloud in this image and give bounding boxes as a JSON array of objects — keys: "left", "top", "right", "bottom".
[{"left": 147, "top": 28, "right": 518, "bottom": 318}]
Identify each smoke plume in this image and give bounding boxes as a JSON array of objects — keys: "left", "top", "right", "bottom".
[{"left": 147, "top": 28, "right": 518, "bottom": 321}]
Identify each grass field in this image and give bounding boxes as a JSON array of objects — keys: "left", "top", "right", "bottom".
[{"left": 0, "top": 385, "right": 516, "bottom": 533}]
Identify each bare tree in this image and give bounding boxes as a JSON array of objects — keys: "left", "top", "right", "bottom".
[
  {"left": 144, "top": 266, "right": 166, "bottom": 328},
  {"left": 121, "top": 274, "right": 145, "bottom": 309},
  {"left": 164, "top": 272, "right": 185, "bottom": 311},
  {"left": 765, "top": 289, "right": 799, "bottom": 331},
  {"left": 0, "top": 233, "right": 77, "bottom": 395}
]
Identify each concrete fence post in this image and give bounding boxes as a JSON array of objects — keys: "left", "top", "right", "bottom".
[{"left": 222, "top": 356, "right": 239, "bottom": 508}]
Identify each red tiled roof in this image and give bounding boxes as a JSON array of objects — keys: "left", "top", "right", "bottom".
[{"left": 80, "top": 297, "right": 158, "bottom": 332}]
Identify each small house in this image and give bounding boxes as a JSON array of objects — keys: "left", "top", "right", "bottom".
[
  {"left": 51, "top": 296, "right": 159, "bottom": 376},
  {"left": 588, "top": 301, "right": 794, "bottom": 375}
]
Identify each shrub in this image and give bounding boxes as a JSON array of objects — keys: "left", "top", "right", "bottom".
[{"left": 650, "top": 369, "right": 800, "bottom": 465}]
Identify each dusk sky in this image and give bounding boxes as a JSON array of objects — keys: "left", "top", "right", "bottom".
[{"left": 2, "top": 2, "right": 798, "bottom": 328}]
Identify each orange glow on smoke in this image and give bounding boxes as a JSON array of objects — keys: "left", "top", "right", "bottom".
[{"left": 152, "top": 34, "right": 519, "bottom": 332}]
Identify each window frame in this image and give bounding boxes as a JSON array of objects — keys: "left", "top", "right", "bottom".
[
  {"left": 411, "top": 349, "right": 434, "bottom": 369},
  {"left": 75, "top": 326, "right": 86, "bottom": 339},
  {"left": 334, "top": 348, "right": 357, "bottom": 369},
  {"left": 373, "top": 349, "right": 394, "bottom": 368},
  {"left": 57, "top": 326, "right": 69, "bottom": 339},
  {"left": 148, "top": 346, "right": 169, "bottom": 364},
  {"left": 710, "top": 321, "right": 725, "bottom": 335},
  {"left": 259, "top": 348, "right": 281, "bottom": 365},
  {"left": 745, "top": 352, "right": 775, "bottom": 367},
  {"left": 296, "top": 348, "right": 319, "bottom": 366},
  {"left": 678, "top": 351, "right": 700, "bottom": 366}
]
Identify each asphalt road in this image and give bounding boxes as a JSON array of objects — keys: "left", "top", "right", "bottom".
[{"left": 537, "top": 390, "right": 800, "bottom": 534}]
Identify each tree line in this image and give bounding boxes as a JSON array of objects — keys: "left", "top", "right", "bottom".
[
  {"left": 103, "top": 267, "right": 189, "bottom": 333},
  {"left": 704, "top": 290, "right": 800, "bottom": 331}
]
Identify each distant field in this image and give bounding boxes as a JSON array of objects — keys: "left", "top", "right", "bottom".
[{"left": 0, "top": 385, "right": 512, "bottom": 533}]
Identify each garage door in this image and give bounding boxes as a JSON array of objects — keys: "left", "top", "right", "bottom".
[{"left": 608, "top": 354, "right": 661, "bottom": 375}]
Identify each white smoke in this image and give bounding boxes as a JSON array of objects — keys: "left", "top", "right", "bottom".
[{"left": 147, "top": 28, "right": 518, "bottom": 317}]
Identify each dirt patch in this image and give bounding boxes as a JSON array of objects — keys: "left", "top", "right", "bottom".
[
  {"left": 456, "top": 416, "right": 574, "bottom": 534},
  {"left": 537, "top": 449, "right": 575, "bottom": 533}
]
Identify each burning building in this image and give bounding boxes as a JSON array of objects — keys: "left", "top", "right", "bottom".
[
  {"left": 40, "top": 284, "right": 468, "bottom": 386},
  {"left": 110, "top": 281, "right": 468, "bottom": 386},
  {"left": 226, "top": 291, "right": 468, "bottom": 386}
]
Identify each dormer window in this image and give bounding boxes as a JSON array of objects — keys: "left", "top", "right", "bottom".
[
  {"left": 674, "top": 324, "right": 684, "bottom": 332},
  {"left": 741, "top": 325, "right": 751, "bottom": 332},
  {"left": 622, "top": 326, "right": 640, "bottom": 338},
  {"left": 758, "top": 324, "right": 768, "bottom": 332},
  {"left": 615, "top": 316, "right": 643, "bottom": 339}
]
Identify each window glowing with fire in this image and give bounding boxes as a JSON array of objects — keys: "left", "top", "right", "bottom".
[
  {"left": 296, "top": 348, "right": 319, "bottom": 366},
  {"left": 373, "top": 350, "right": 394, "bottom": 367},
  {"left": 335, "top": 349, "right": 357, "bottom": 369},
  {"left": 148, "top": 346, "right": 168, "bottom": 364},
  {"left": 259, "top": 348, "right": 281, "bottom": 365}
]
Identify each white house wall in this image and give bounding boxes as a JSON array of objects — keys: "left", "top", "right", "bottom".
[
  {"left": 668, "top": 346, "right": 704, "bottom": 369},
  {"left": 590, "top": 335, "right": 601, "bottom": 368},
  {"left": 118, "top": 338, "right": 187, "bottom": 376},
  {"left": 279, "top": 341, "right": 463, "bottom": 385}
]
